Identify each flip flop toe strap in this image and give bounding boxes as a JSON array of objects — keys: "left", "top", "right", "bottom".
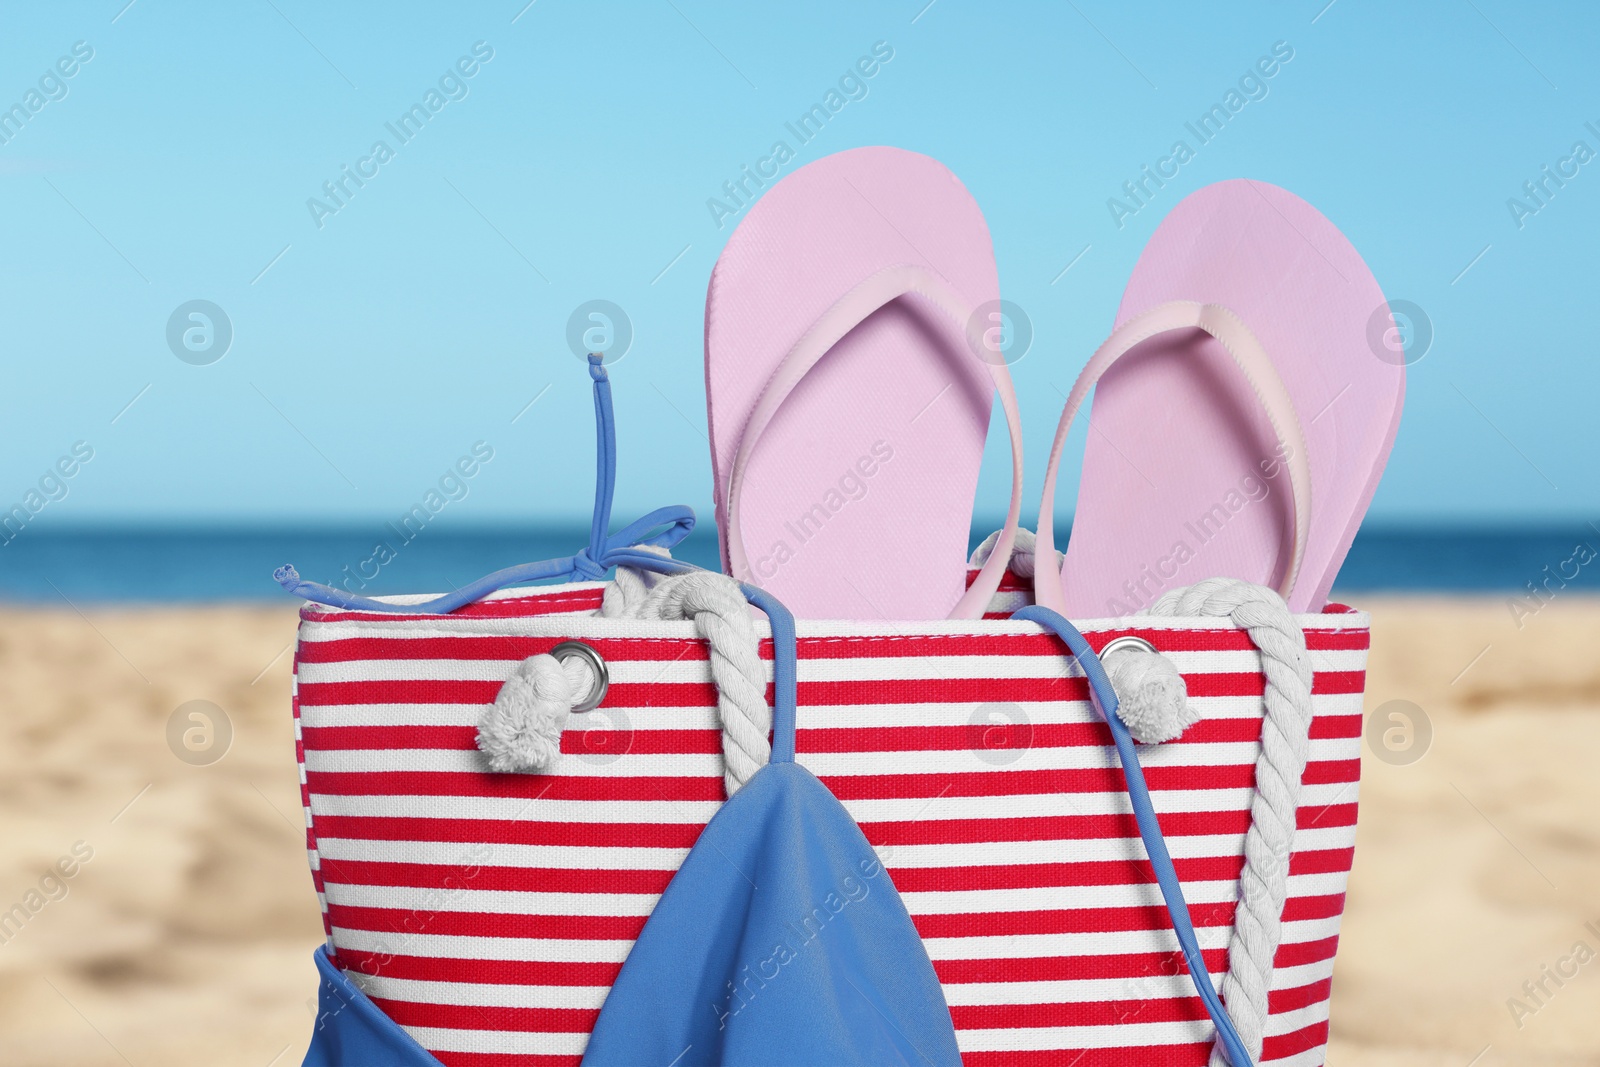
[
  {"left": 1033, "top": 301, "right": 1313, "bottom": 614},
  {"left": 725, "top": 263, "right": 1026, "bottom": 619}
]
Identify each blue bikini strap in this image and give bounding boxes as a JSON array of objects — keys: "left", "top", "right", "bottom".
[
  {"left": 271, "top": 354, "right": 804, "bottom": 763},
  {"left": 1012, "top": 605, "right": 1254, "bottom": 1067},
  {"left": 274, "top": 355, "right": 697, "bottom": 614},
  {"left": 739, "top": 582, "right": 797, "bottom": 764}
]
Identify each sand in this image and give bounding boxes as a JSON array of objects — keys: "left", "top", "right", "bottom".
[{"left": 0, "top": 598, "right": 1595, "bottom": 1065}]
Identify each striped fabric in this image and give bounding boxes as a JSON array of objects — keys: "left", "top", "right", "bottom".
[{"left": 291, "top": 575, "right": 1367, "bottom": 1067}]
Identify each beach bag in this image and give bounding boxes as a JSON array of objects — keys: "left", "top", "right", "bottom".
[{"left": 284, "top": 361, "right": 1366, "bottom": 1067}]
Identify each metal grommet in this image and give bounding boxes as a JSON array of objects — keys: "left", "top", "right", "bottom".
[
  {"left": 1099, "top": 635, "right": 1157, "bottom": 659},
  {"left": 549, "top": 641, "right": 609, "bottom": 712}
]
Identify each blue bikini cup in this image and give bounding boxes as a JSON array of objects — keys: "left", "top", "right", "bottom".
[{"left": 580, "top": 760, "right": 963, "bottom": 1067}]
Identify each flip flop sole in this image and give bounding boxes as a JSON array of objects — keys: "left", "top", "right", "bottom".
[
  {"left": 1060, "top": 180, "right": 1404, "bottom": 615},
  {"left": 706, "top": 147, "right": 1000, "bottom": 619}
]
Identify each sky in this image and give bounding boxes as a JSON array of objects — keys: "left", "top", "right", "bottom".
[{"left": 0, "top": 0, "right": 1595, "bottom": 534}]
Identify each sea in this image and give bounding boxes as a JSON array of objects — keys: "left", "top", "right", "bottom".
[{"left": 0, "top": 525, "right": 1585, "bottom": 604}]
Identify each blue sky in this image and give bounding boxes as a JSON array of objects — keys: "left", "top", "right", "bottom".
[{"left": 1, "top": 0, "right": 1595, "bottom": 533}]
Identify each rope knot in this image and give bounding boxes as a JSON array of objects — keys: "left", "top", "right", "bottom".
[
  {"left": 478, "top": 652, "right": 597, "bottom": 773},
  {"left": 481, "top": 559, "right": 769, "bottom": 799},
  {"left": 1102, "top": 642, "right": 1196, "bottom": 743}
]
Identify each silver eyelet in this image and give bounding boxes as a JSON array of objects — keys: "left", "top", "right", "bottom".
[
  {"left": 549, "top": 641, "right": 608, "bottom": 712},
  {"left": 1099, "top": 635, "right": 1158, "bottom": 659}
]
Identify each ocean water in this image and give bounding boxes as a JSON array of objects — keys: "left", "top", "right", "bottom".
[
  {"left": 0, "top": 524, "right": 1586, "bottom": 604},
  {"left": 0, "top": 526, "right": 721, "bottom": 605}
]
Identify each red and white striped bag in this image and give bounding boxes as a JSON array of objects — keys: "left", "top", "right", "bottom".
[{"left": 291, "top": 566, "right": 1366, "bottom": 1067}]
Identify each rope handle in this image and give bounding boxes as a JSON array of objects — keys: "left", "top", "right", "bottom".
[
  {"left": 1032, "top": 301, "right": 1312, "bottom": 614},
  {"left": 1149, "top": 579, "right": 1315, "bottom": 1067},
  {"left": 723, "top": 263, "right": 1025, "bottom": 620}
]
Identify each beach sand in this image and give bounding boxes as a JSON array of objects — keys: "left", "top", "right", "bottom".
[{"left": 0, "top": 598, "right": 1595, "bottom": 1065}]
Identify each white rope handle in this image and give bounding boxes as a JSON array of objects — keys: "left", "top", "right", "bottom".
[
  {"left": 1148, "top": 577, "right": 1315, "bottom": 1067},
  {"left": 482, "top": 562, "right": 772, "bottom": 798},
  {"left": 635, "top": 572, "right": 770, "bottom": 796},
  {"left": 970, "top": 526, "right": 1057, "bottom": 580},
  {"left": 1033, "top": 301, "right": 1313, "bottom": 614}
]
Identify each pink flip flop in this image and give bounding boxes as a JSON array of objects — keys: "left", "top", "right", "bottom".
[
  {"left": 1034, "top": 180, "right": 1405, "bottom": 616},
  {"left": 705, "top": 147, "right": 1022, "bottom": 620}
]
